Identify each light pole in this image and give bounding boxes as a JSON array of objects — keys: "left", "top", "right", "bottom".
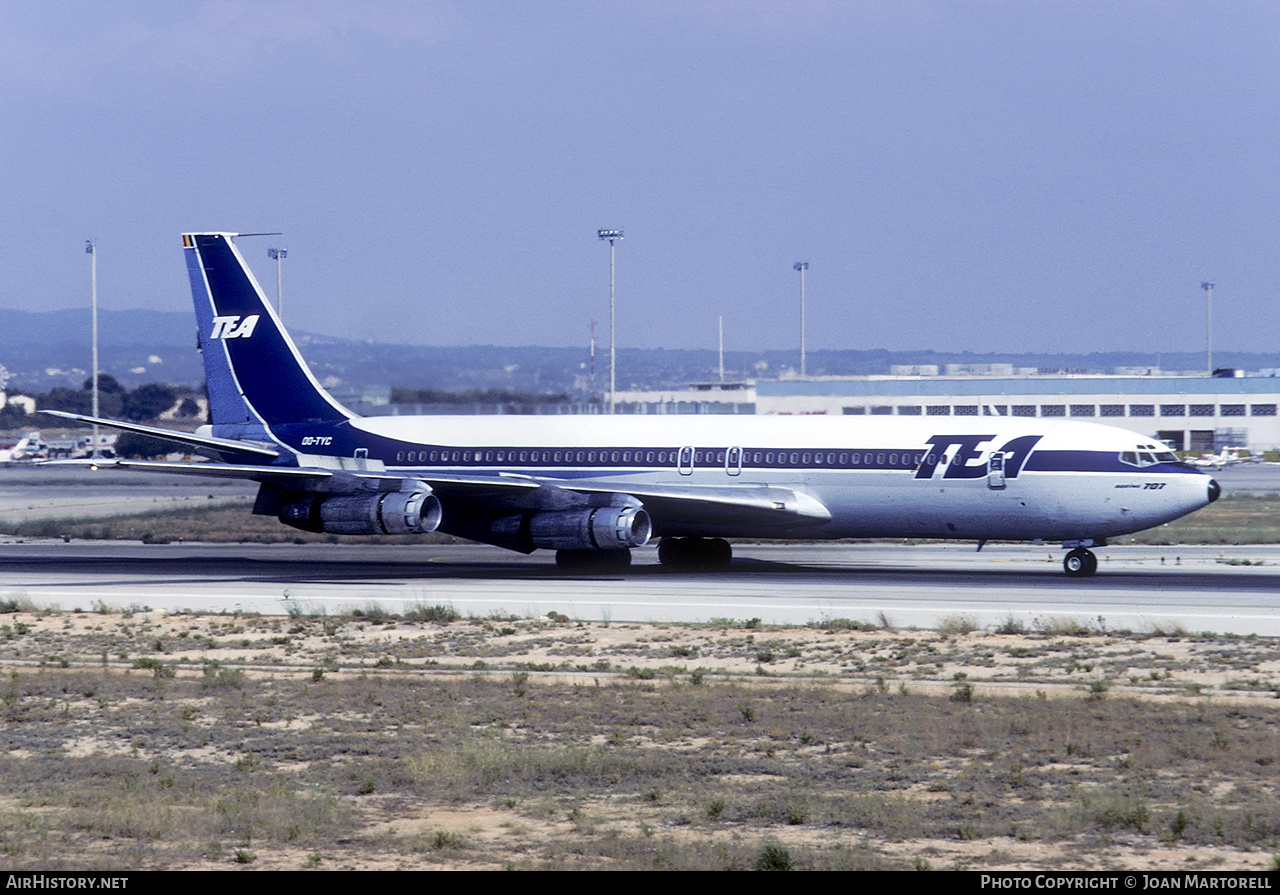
[
  {"left": 1201, "top": 281, "right": 1214, "bottom": 376},
  {"left": 86, "top": 239, "right": 99, "bottom": 458},
  {"left": 793, "top": 261, "right": 809, "bottom": 377},
  {"left": 598, "top": 229, "right": 623, "bottom": 413},
  {"left": 718, "top": 314, "right": 725, "bottom": 383},
  {"left": 268, "top": 247, "right": 287, "bottom": 318}
]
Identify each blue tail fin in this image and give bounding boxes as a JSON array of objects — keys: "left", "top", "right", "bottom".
[{"left": 183, "top": 233, "right": 352, "bottom": 429}]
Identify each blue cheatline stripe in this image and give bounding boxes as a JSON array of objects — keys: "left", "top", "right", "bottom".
[{"left": 273, "top": 429, "right": 1204, "bottom": 478}]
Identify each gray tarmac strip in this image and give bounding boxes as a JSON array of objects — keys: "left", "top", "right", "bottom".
[
  {"left": 3, "top": 463, "right": 1279, "bottom": 634},
  {"left": 2, "top": 540, "right": 1279, "bottom": 636}
]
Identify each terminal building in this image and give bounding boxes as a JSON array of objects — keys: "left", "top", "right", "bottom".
[{"left": 755, "top": 369, "right": 1280, "bottom": 453}]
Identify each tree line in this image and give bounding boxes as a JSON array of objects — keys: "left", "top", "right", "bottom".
[{"left": 1, "top": 374, "right": 203, "bottom": 430}]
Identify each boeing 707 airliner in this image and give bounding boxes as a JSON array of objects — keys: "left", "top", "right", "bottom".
[{"left": 44, "top": 233, "right": 1220, "bottom": 577}]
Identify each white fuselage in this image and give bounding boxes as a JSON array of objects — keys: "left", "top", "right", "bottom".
[{"left": 280, "top": 414, "right": 1216, "bottom": 544}]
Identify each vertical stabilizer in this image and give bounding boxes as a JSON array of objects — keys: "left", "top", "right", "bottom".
[{"left": 183, "top": 233, "right": 353, "bottom": 428}]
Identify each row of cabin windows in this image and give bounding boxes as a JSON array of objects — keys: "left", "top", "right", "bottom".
[
  {"left": 843, "top": 403, "right": 1278, "bottom": 418},
  {"left": 393, "top": 447, "right": 930, "bottom": 468}
]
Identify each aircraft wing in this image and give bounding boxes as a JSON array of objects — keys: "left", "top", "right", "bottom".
[
  {"left": 46, "top": 453, "right": 828, "bottom": 533},
  {"left": 424, "top": 473, "right": 832, "bottom": 531},
  {"left": 45, "top": 457, "right": 328, "bottom": 482},
  {"left": 40, "top": 410, "right": 278, "bottom": 462}
]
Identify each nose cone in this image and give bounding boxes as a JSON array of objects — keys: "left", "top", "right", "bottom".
[{"left": 1208, "top": 478, "right": 1221, "bottom": 503}]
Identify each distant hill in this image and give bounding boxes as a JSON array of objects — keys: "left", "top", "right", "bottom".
[
  {"left": 4, "top": 308, "right": 1280, "bottom": 396},
  {"left": 0, "top": 308, "right": 205, "bottom": 390}
]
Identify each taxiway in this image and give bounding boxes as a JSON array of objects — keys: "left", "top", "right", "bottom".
[{"left": 2, "top": 540, "right": 1278, "bottom": 635}]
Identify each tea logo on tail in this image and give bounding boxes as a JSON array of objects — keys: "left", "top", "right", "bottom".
[{"left": 210, "top": 315, "right": 260, "bottom": 340}]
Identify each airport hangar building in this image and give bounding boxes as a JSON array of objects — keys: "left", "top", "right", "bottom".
[{"left": 754, "top": 373, "right": 1280, "bottom": 453}]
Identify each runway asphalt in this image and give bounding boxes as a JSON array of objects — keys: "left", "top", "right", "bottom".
[
  {"left": 2, "top": 463, "right": 1279, "bottom": 634},
  {"left": 3, "top": 540, "right": 1279, "bottom": 636}
]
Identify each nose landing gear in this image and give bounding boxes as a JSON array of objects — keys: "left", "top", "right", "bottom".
[{"left": 1063, "top": 547, "right": 1098, "bottom": 578}]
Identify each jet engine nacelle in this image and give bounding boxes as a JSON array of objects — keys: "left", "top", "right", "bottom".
[
  {"left": 279, "top": 490, "right": 443, "bottom": 536},
  {"left": 492, "top": 506, "right": 652, "bottom": 551}
]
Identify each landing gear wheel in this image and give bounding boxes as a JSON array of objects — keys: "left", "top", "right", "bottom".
[
  {"left": 703, "top": 538, "right": 733, "bottom": 569},
  {"left": 658, "top": 537, "right": 733, "bottom": 570},
  {"left": 604, "top": 548, "right": 632, "bottom": 569},
  {"left": 555, "top": 549, "right": 587, "bottom": 570},
  {"left": 1063, "top": 548, "right": 1097, "bottom": 578},
  {"left": 658, "top": 537, "right": 687, "bottom": 567},
  {"left": 555, "top": 548, "right": 632, "bottom": 571}
]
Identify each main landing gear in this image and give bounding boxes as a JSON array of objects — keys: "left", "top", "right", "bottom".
[
  {"left": 658, "top": 537, "right": 733, "bottom": 570},
  {"left": 555, "top": 548, "right": 632, "bottom": 570},
  {"left": 1062, "top": 547, "right": 1098, "bottom": 578}
]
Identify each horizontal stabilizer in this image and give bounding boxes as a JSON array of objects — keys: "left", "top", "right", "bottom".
[
  {"left": 40, "top": 410, "right": 279, "bottom": 462},
  {"left": 44, "top": 458, "right": 428, "bottom": 496}
]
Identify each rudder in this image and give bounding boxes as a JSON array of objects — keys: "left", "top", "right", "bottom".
[{"left": 183, "top": 233, "right": 352, "bottom": 429}]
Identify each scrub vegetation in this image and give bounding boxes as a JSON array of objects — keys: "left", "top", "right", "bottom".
[
  {"left": 0, "top": 503, "right": 454, "bottom": 545},
  {"left": 1125, "top": 495, "right": 1280, "bottom": 545},
  {"left": 0, "top": 606, "right": 1277, "bottom": 870}
]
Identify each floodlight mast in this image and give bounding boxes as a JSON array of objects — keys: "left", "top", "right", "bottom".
[
  {"left": 794, "top": 261, "right": 809, "bottom": 377},
  {"left": 598, "top": 229, "right": 624, "bottom": 413},
  {"left": 86, "top": 240, "right": 98, "bottom": 458},
  {"left": 1201, "top": 281, "right": 1214, "bottom": 376},
  {"left": 268, "top": 248, "right": 287, "bottom": 318}
]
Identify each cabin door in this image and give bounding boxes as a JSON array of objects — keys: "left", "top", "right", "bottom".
[
  {"left": 678, "top": 446, "right": 695, "bottom": 476},
  {"left": 987, "top": 451, "right": 1006, "bottom": 490},
  {"left": 725, "top": 446, "right": 742, "bottom": 476}
]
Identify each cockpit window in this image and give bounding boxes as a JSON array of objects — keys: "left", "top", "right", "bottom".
[{"left": 1121, "top": 444, "right": 1186, "bottom": 468}]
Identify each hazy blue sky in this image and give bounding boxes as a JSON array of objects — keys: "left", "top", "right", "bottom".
[{"left": 2, "top": 1, "right": 1277, "bottom": 356}]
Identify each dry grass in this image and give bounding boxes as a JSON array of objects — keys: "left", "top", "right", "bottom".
[
  {"left": 0, "top": 607, "right": 1278, "bottom": 870},
  {"left": 1127, "top": 495, "right": 1280, "bottom": 545},
  {"left": 0, "top": 503, "right": 462, "bottom": 546}
]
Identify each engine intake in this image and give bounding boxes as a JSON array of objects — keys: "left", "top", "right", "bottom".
[{"left": 280, "top": 490, "right": 442, "bottom": 535}]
